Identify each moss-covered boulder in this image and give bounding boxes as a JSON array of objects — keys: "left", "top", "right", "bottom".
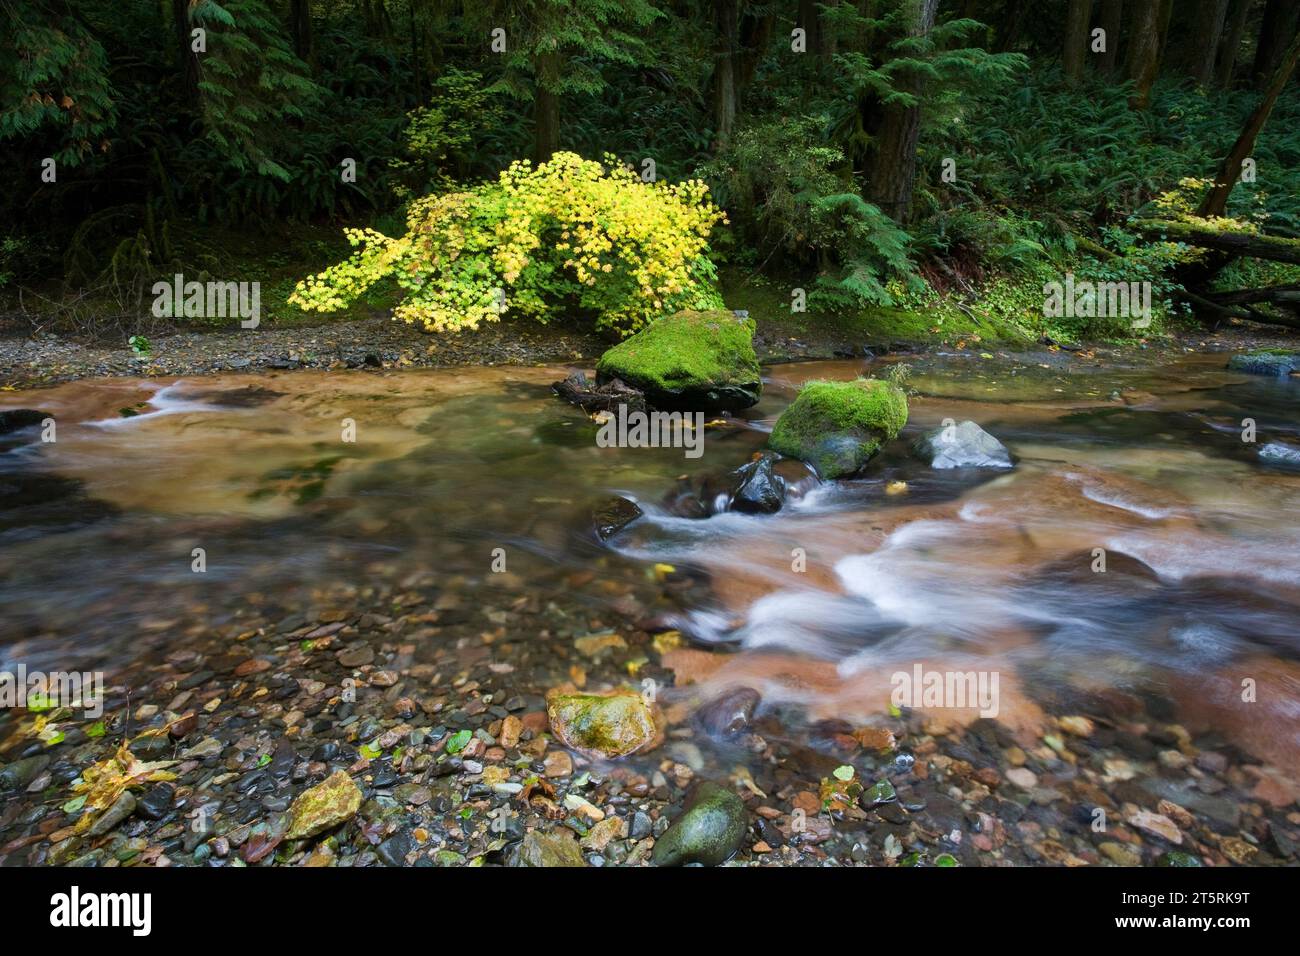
[
  {"left": 546, "top": 689, "right": 659, "bottom": 759},
  {"left": 595, "top": 310, "right": 761, "bottom": 411},
  {"left": 652, "top": 781, "right": 747, "bottom": 866},
  {"left": 768, "top": 378, "right": 908, "bottom": 478}
]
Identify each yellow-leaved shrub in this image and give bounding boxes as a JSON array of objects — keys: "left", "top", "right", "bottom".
[{"left": 290, "top": 152, "right": 727, "bottom": 334}]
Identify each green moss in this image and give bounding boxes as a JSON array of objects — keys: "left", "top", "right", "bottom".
[
  {"left": 769, "top": 378, "right": 908, "bottom": 478},
  {"left": 595, "top": 309, "right": 761, "bottom": 410}
]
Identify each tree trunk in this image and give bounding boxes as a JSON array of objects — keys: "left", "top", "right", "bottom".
[
  {"left": 1213, "top": 0, "right": 1251, "bottom": 87},
  {"left": 866, "top": 0, "right": 939, "bottom": 223},
  {"left": 712, "top": 0, "right": 739, "bottom": 150},
  {"left": 1252, "top": 0, "right": 1300, "bottom": 89},
  {"left": 534, "top": 52, "right": 561, "bottom": 162},
  {"left": 995, "top": 0, "right": 1028, "bottom": 53},
  {"left": 1063, "top": 0, "right": 1091, "bottom": 82},
  {"left": 1198, "top": 26, "right": 1300, "bottom": 217},
  {"left": 798, "top": 0, "right": 822, "bottom": 55},
  {"left": 290, "top": 0, "right": 313, "bottom": 64},
  {"left": 737, "top": 10, "right": 775, "bottom": 93},
  {"left": 172, "top": 0, "right": 200, "bottom": 108},
  {"left": 1126, "top": 0, "right": 1163, "bottom": 109},
  {"left": 1187, "top": 0, "right": 1230, "bottom": 85},
  {"left": 1098, "top": 0, "right": 1123, "bottom": 75}
]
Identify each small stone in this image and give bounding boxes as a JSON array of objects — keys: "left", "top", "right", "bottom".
[
  {"left": 581, "top": 815, "right": 626, "bottom": 851},
  {"left": 1126, "top": 809, "right": 1182, "bottom": 845},
  {"left": 512, "top": 830, "right": 586, "bottom": 867},
  {"left": 1058, "top": 715, "right": 1094, "bottom": 737},
  {"left": 544, "top": 751, "right": 573, "bottom": 778},
  {"left": 1005, "top": 767, "right": 1038, "bottom": 790},
  {"left": 88, "top": 792, "right": 137, "bottom": 837},
  {"left": 1100, "top": 842, "right": 1142, "bottom": 866},
  {"left": 336, "top": 645, "right": 374, "bottom": 668}
]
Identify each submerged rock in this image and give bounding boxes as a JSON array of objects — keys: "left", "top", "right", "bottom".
[
  {"left": 285, "top": 770, "right": 362, "bottom": 840},
  {"left": 546, "top": 689, "right": 659, "bottom": 758},
  {"left": 0, "top": 409, "right": 49, "bottom": 435},
  {"left": 730, "top": 455, "right": 785, "bottom": 514},
  {"left": 1227, "top": 351, "right": 1300, "bottom": 377},
  {"left": 652, "top": 781, "right": 747, "bottom": 866},
  {"left": 768, "top": 378, "right": 908, "bottom": 478},
  {"left": 88, "top": 791, "right": 137, "bottom": 837},
  {"left": 595, "top": 310, "right": 762, "bottom": 411},
  {"left": 913, "top": 420, "right": 1013, "bottom": 469},
  {"left": 552, "top": 370, "right": 647, "bottom": 413},
  {"left": 512, "top": 829, "right": 587, "bottom": 867},
  {"left": 592, "top": 495, "right": 643, "bottom": 540},
  {"left": 695, "top": 687, "right": 761, "bottom": 737}
]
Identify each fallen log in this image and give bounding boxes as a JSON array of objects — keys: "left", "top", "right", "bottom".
[{"left": 1132, "top": 219, "right": 1300, "bottom": 265}]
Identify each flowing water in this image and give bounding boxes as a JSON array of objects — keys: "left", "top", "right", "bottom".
[{"left": 2, "top": 349, "right": 1299, "bottom": 817}]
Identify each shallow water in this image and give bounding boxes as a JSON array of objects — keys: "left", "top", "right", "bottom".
[{"left": 2, "top": 350, "right": 1298, "bottom": 787}]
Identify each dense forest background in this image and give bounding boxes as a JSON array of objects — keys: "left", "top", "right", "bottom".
[{"left": 3, "top": 0, "right": 1300, "bottom": 344}]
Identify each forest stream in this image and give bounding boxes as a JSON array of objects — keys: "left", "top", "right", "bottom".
[{"left": 1, "top": 349, "right": 1297, "bottom": 867}]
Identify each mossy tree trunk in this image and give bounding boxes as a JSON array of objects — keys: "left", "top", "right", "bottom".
[
  {"left": 1214, "top": 0, "right": 1252, "bottom": 88},
  {"left": 1098, "top": 0, "right": 1124, "bottom": 76},
  {"left": 1126, "top": 0, "right": 1164, "bottom": 109},
  {"left": 711, "top": 0, "right": 739, "bottom": 150}
]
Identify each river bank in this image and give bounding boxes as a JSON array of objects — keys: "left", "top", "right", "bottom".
[{"left": 4, "top": 309, "right": 1300, "bottom": 389}]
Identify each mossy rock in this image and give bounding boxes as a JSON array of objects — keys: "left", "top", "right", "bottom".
[
  {"left": 1226, "top": 351, "right": 1300, "bottom": 377},
  {"left": 286, "top": 770, "right": 362, "bottom": 840},
  {"left": 546, "top": 689, "right": 659, "bottom": 759},
  {"left": 652, "top": 781, "right": 747, "bottom": 866},
  {"left": 768, "top": 378, "right": 908, "bottom": 478},
  {"left": 595, "top": 310, "right": 761, "bottom": 411}
]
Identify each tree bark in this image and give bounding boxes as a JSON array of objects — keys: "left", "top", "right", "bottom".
[
  {"left": 290, "top": 0, "right": 313, "bottom": 64},
  {"left": 1252, "top": 0, "right": 1300, "bottom": 89},
  {"left": 172, "top": 0, "right": 200, "bottom": 108},
  {"left": 712, "top": 0, "right": 739, "bottom": 150},
  {"left": 1098, "top": 0, "right": 1123, "bottom": 75},
  {"left": 737, "top": 9, "right": 775, "bottom": 93},
  {"left": 534, "top": 52, "right": 561, "bottom": 162},
  {"left": 1184, "top": 0, "right": 1230, "bottom": 85},
  {"left": 1198, "top": 26, "right": 1300, "bottom": 217},
  {"left": 1213, "top": 0, "right": 1251, "bottom": 88},
  {"left": 995, "top": 0, "right": 1028, "bottom": 52},
  {"left": 866, "top": 0, "right": 939, "bottom": 223},
  {"left": 1126, "top": 0, "right": 1163, "bottom": 109},
  {"left": 1063, "top": 0, "right": 1092, "bottom": 82}
]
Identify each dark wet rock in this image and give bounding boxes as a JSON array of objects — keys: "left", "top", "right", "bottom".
[
  {"left": 1227, "top": 351, "right": 1300, "bottom": 377},
  {"left": 377, "top": 828, "right": 416, "bottom": 866},
  {"left": 729, "top": 455, "right": 786, "bottom": 514},
  {"left": 0, "top": 754, "right": 50, "bottom": 791},
  {"left": 595, "top": 310, "right": 762, "bottom": 412},
  {"left": 137, "top": 783, "right": 175, "bottom": 820},
  {"left": 630, "top": 810, "right": 653, "bottom": 841},
  {"left": 593, "top": 495, "right": 643, "bottom": 541},
  {"left": 511, "top": 829, "right": 587, "bottom": 867},
  {"left": 1140, "top": 778, "right": 1240, "bottom": 829},
  {"left": 913, "top": 420, "right": 1013, "bottom": 469},
  {"left": 88, "top": 791, "right": 137, "bottom": 837},
  {"left": 1259, "top": 442, "right": 1300, "bottom": 469},
  {"left": 0, "top": 409, "right": 49, "bottom": 434},
  {"left": 769, "top": 378, "right": 908, "bottom": 478},
  {"left": 695, "top": 686, "right": 761, "bottom": 738},
  {"left": 552, "top": 370, "right": 647, "bottom": 414},
  {"left": 652, "top": 781, "right": 747, "bottom": 867}
]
